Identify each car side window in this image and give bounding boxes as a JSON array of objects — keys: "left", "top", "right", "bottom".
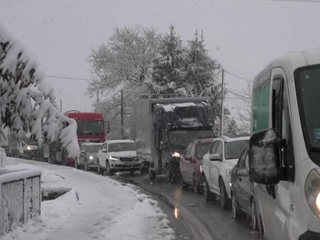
[
  {"left": 245, "top": 154, "right": 249, "bottom": 170},
  {"left": 237, "top": 150, "right": 246, "bottom": 167},
  {"left": 215, "top": 141, "right": 222, "bottom": 157},
  {"left": 185, "top": 143, "right": 193, "bottom": 156},
  {"left": 190, "top": 142, "right": 197, "bottom": 157},
  {"left": 209, "top": 141, "right": 218, "bottom": 154}
]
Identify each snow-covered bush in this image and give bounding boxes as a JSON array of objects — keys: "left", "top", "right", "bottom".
[{"left": 0, "top": 24, "right": 79, "bottom": 157}]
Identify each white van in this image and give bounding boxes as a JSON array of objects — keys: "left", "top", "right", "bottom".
[{"left": 249, "top": 49, "right": 320, "bottom": 240}]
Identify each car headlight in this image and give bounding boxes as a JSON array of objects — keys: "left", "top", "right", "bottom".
[
  {"left": 305, "top": 169, "right": 320, "bottom": 218},
  {"left": 134, "top": 157, "right": 139, "bottom": 161},
  {"left": 89, "top": 156, "right": 94, "bottom": 160},
  {"left": 172, "top": 152, "right": 181, "bottom": 158},
  {"left": 26, "top": 146, "right": 31, "bottom": 151},
  {"left": 226, "top": 170, "right": 231, "bottom": 178},
  {"left": 110, "top": 156, "right": 119, "bottom": 161}
]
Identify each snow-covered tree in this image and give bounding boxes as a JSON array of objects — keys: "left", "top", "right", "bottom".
[
  {"left": 88, "top": 26, "right": 161, "bottom": 138},
  {"left": 151, "top": 25, "right": 187, "bottom": 94},
  {"left": 185, "top": 31, "right": 221, "bottom": 96},
  {"left": 224, "top": 117, "right": 239, "bottom": 137},
  {"left": 0, "top": 24, "right": 79, "bottom": 157}
]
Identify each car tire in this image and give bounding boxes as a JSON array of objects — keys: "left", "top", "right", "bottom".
[
  {"left": 106, "top": 161, "right": 114, "bottom": 176},
  {"left": 166, "top": 167, "right": 173, "bottom": 184},
  {"left": 97, "top": 160, "right": 102, "bottom": 174},
  {"left": 181, "top": 176, "right": 188, "bottom": 190},
  {"left": 219, "top": 178, "right": 231, "bottom": 210},
  {"left": 84, "top": 159, "right": 88, "bottom": 171},
  {"left": 149, "top": 170, "right": 156, "bottom": 180},
  {"left": 203, "top": 175, "right": 212, "bottom": 201},
  {"left": 251, "top": 198, "right": 259, "bottom": 231},
  {"left": 231, "top": 192, "right": 242, "bottom": 220},
  {"left": 193, "top": 178, "right": 202, "bottom": 194}
]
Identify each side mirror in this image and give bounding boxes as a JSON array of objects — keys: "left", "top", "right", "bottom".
[
  {"left": 102, "top": 149, "right": 107, "bottom": 153},
  {"left": 185, "top": 155, "right": 192, "bottom": 161},
  {"left": 209, "top": 153, "right": 221, "bottom": 161},
  {"left": 81, "top": 150, "right": 85, "bottom": 154},
  {"left": 236, "top": 168, "right": 248, "bottom": 177},
  {"left": 249, "top": 129, "right": 285, "bottom": 185},
  {"left": 105, "top": 122, "right": 110, "bottom": 134}
]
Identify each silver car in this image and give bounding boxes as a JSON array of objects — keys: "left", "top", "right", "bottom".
[{"left": 78, "top": 143, "right": 102, "bottom": 171}]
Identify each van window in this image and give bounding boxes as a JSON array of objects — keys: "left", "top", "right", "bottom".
[
  {"left": 295, "top": 66, "right": 320, "bottom": 166},
  {"left": 253, "top": 82, "right": 270, "bottom": 132}
]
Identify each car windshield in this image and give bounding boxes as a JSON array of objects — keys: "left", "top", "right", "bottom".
[
  {"left": 77, "top": 120, "right": 104, "bottom": 135},
  {"left": 296, "top": 66, "right": 320, "bottom": 149},
  {"left": 225, "top": 140, "right": 249, "bottom": 160},
  {"left": 108, "top": 142, "right": 136, "bottom": 152},
  {"left": 196, "top": 142, "right": 212, "bottom": 159},
  {"left": 86, "top": 145, "right": 101, "bottom": 153},
  {"left": 168, "top": 130, "right": 213, "bottom": 147}
]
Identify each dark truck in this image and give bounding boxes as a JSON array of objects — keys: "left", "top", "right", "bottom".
[{"left": 134, "top": 96, "right": 214, "bottom": 181}]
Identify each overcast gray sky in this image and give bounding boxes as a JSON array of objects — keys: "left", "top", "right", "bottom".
[{"left": 1, "top": 0, "right": 320, "bottom": 113}]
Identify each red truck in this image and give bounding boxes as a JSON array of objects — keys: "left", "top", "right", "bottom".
[{"left": 63, "top": 111, "right": 108, "bottom": 165}]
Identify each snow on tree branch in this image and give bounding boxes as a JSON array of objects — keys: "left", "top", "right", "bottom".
[{"left": 0, "top": 24, "right": 79, "bottom": 157}]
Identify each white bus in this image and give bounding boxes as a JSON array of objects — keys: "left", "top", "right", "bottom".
[{"left": 249, "top": 49, "right": 320, "bottom": 240}]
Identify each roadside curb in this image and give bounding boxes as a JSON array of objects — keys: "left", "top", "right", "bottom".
[
  {"left": 115, "top": 176, "right": 215, "bottom": 240},
  {"left": 115, "top": 177, "right": 176, "bottom": 209}
]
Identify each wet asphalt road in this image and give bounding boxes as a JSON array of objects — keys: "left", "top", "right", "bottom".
[{"left": 116, "top": 173, "right": 261, "bottom": 240}]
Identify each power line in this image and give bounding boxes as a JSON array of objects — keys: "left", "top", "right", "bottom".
[
  {"left": 224, "top": 71, "right": 253, "bottom": 82},
  {"left": 46, "top": 75, "right": 94, "bottom": 82}
]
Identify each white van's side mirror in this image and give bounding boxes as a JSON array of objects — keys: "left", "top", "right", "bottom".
[{"left": 249, "top": 129, "right": 286, "bottom": 185}]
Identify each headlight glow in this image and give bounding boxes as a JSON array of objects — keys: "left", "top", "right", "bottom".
[
  {"left": 26, "top": 146, "right": 32, "bottom": 151},
  {"left": 229, "top": 182, "right": 232, "bottom": 187},
  {"left": 89, "top": 156, "right": 94, "bottom": 160},
  {"left": 305, "top": 169, "right": 320, "bottom": 218},
  {"left": 110, "top": 156, "right": 119, "bottom": 160},
  {"left": 172, "top": 152, "right": 181, "bottom": 158}
]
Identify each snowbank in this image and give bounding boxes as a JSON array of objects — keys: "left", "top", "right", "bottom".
[{"left": 1, "top": 158, "right": 175, "bottom": 240}]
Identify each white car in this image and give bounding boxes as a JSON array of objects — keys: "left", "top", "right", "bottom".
[
  {"left": 202, "top": 136, "right": 249, "bottom": 209},
  {"left": 96, "top": 139, "right": 141, "bottom": 176}
]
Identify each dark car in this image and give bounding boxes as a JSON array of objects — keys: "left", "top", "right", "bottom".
[
  {"left": 230, "top": 148, "right": 259, "bottom": 231},
  {"left": 180, "top": 137, "right": 214, "bottom": 193}
]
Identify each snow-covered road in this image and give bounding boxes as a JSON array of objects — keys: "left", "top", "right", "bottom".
[{"left": 1, "top": 158, "right": 175, "bottom": 240}]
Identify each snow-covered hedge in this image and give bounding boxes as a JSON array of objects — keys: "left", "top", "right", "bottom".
[
  {"left": 0, "top": 24, "right": 79, "bottom": 157},
  {"left": 0, "top": 168, "right": 41, "bottom": 236}
]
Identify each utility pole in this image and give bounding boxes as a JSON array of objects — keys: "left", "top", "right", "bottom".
[
  {"left": 120, "top": 90, "right": 124, "bottom": 138},
  {"left": 220, "top": 69, "right": 225, "bottom": 136},
  {"left": 60, "top": 100, "right": 62, "bottom": 113},
  {"left": 96, "top": 89, "right": 100, "bottom": 113}
]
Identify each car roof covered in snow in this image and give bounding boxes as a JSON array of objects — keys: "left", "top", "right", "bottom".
[
  {"left": 81, "top": 143, "right": 103, "bottom": 146},
  {"left": 106, "top": 139, "right": 135, "bottom": 144},
  {"left": 157, "top": 101, "right": 209, "bottom": 113}
]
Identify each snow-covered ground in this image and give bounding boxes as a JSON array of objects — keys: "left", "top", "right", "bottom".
[{"left": 1, "top": 158, "right": 175, "bottom": 240}]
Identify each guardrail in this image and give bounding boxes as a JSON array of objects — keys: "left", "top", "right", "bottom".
[{"left": 0, "top": 167, "right": 42, "bottom": 236}]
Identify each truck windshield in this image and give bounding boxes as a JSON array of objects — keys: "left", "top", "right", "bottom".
[
  {"left": 108, "top": 142, "right": 137, "bottom": 152},
  {"left": 77, "top": 120, "right": 104, "bottom": 135},
  {"left": 168, "top": 130, "right": 213, "bottom": 147},
  {"left": 296, "top": 66, "right": 320, "bottom": 150},
  {"left": 225, "top": 140, "right": 249, "bottom": 160}
]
